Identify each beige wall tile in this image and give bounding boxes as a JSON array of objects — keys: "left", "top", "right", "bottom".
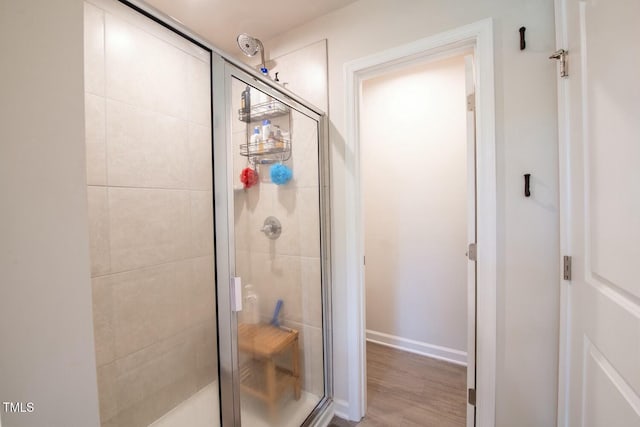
[
  {"left": 185, "top": 256, "right": 216, "bottom": 327},
  {"left": 272, "top": 187, "right": 301, "bottom": 256},
  {"left": 234, "top": 193, "right": 250, "bottom": 252},
  {"left": 157, "top": 259, "right": 192, "bottom": 340},
  {"left": 187, "top": 56, "right": 211, "bottom": 127},
  {"left": 101, "top": 418, "right": 118, "bottom": 427},
  {"left": 87, "top": 5, "right": 219, "bottom": 425},
  {"left": 188, "top": 123, "right": 212, "bottom": 190},
  {"left": 195, "top": 319, "right": 218, "bottom": 389},
  {"left": 111, "top": 263, "right": 170, "bottom": 358},
  {"left": 115, "top": 331, "right": 196, "bottom": 413},
  {"left": 111, "top": 260, "right": 192, "bottom": 359},
  {"left": 113, "top": 374, "right": 196, "bottom": 427},
  {"left": 88, "top": 186, "right": 111, "bottom": 276},
  {"left": 106, "top": 99, "right": 190, "bottom": 189},
  {"left": 297, "top": 188, "right": 321, "bottom": 258},
  {"left": 108, "top": 187, "right": 190, "bottom": 272},
  {"left": 300, "top": 257, "right": 323, "bottom": 329},
  {"left": 85, "top": 93, "right": 107, "bottom": 185},
  {"left": 250, "top": 253, "right": 303, "bottom": 324},
  {"left": 290, "top": 110, "right": 319, "bottom": 189},
  {"left": 235, "top": 250, "right": 252, "bottom": 284},
  {"left": 85, "top": 93, "right": 105, "bottom": 143},
  {"left": 92, "top": 276, "right": 115, "bottom": 366},
  {"left": 84, "top": 3, "right": 104, "bottom": 96},
  {"left": 302, "top": 324, "right": 325, "bottom": 397},
  {"left": 245, "top": 184, "right": 276, "bottom": 255},
  {"left": 112, "top": 325, "right": 188, "bottom": 377},
  {"left": 256, "top": 164, "right": 274, "bottom": 185},
  {"left": 232, "top": 130, "right": 248, "bottom": 185},
  {"left": 105, "top": 14, "right": 188, "bottom": 120},
  {"left": 189, "top": 191, "right": 214, "bottom": 257},
  {"left": 97, "top": 362, "right": 118, "bottom": 423},
  {"left": 253, "top": 186, "right": 321, "bottom": 258}
]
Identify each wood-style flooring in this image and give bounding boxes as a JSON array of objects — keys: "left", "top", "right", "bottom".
[{"left": 329, "top": 342, "right": 466, "bottom": 427}]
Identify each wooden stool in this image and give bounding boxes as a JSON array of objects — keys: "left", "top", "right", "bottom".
[{"left": 238, "top": 323, "right": 301, "bottom": 419}]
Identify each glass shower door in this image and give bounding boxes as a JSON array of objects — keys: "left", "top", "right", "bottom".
[{"left": 224, "top": 70, "right": 330, "bottom": 427}]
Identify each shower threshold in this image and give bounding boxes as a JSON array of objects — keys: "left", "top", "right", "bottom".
[{"left": 149, "top": 382, "right": 321, "bottom": 427}]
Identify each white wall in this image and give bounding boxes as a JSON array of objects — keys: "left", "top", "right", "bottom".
[
  {"left": 362, "top": 55, "right": 468, "bottom": 363},
  {"left": 260, "top": 0, "right": 560, "bottom": 425},
  {"left": 0, "top": 0, "right": 101, "bottom": 426}
]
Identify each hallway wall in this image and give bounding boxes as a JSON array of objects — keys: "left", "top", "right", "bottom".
[
  {"left": 362, "top": 55, "right": 468, "bottom": 364},
  {"left": 0, "top": 0, "right": 101, "bottom": 426},
  {"left": 260, "top": 0, "right": 560, "bottom": 425}
]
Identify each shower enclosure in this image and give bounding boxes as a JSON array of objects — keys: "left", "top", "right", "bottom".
[
  {"left": 215, "top": 68, "right": 331, "bottom": 427},
  {"left": 83, "top": 1, "right": 331, "bottom": 426}
]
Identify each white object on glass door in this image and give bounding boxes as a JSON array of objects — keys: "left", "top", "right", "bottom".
[{"left": 232, "top": 277, "right": 243, "bottom": 312}]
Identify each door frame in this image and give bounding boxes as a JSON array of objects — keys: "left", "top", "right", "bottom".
[
  {"left": 553, "top": 1, "right": 571, "bottom": 426},
  {"left": 343, "top": 19, "right": 496, "bottom": 426}
]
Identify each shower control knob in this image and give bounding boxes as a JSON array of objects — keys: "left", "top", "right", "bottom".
[{"left": 260, "top": 216, "right": 282, "bottom": 240}]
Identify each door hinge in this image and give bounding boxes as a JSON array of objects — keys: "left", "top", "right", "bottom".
[
  {"left": 467, "top": 243, "right": 477, "bottom": 261},
  {"left": 549, "top": 49, "right": 568, "bottom": 78},
  {"left": 468, "top": 388, "right": 476, "bottom": 406},
  {"left": 466, "top": 93, "right": 475, "bottom": 112},
  {"left": 563, "top": 255, "right": 572, "bottom": 281},
  {"left": 363, "top": 256, "right": 366, "bottom": 266}
]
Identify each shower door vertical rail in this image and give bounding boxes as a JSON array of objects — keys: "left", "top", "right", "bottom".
[
  {"left": 215, "top": 59, "right": 332, "bottom": 426},
  {"left": 212, "top": 52, "right": 241, "bottom": 427}
]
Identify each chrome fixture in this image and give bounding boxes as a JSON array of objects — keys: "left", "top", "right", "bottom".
[
  {"left": 260, "top": 216, "right": 282, "bottom": 240},
  {"left": 237, "top": 33, "right": 268, "bottom": 75}
]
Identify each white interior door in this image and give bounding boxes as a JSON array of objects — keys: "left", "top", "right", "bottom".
[
  {"left": 558, "top": 0, "right": 640, "bottom": 425},
  {"left": 464, "top": 54, "right": 477, "bottom": 427}
]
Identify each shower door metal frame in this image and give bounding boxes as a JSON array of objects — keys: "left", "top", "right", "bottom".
[{"left": 214, "top": 61, "right": 333, "bottom": 427}]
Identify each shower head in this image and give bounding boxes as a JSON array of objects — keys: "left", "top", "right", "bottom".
[
  {"left": 237, "top": 33, "right": 268, "bottom": 75},
  {"left": 237, "top": 33, "right": 262, "bottom": 57}
]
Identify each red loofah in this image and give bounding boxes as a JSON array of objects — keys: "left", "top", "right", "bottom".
[{"left": 240, "top": 167, "right": 259, "bottom": 188}]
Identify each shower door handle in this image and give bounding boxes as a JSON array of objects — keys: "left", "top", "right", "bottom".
[{"left": 231, "top": 277, "right": 243, "bottom": 312}]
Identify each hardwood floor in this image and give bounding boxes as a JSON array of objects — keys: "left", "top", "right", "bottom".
[{"left": 330, "top": 342, "right": 466, "bottom": 427}]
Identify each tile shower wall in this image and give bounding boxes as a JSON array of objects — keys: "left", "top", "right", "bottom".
[
  {"left": 84, "top": 1, "right": 216, "bottom": 426},
  {"left": 233, "top": 84, "right": 325, "bottom": 398}
]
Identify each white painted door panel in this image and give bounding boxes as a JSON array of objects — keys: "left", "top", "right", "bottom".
[{"left": 559, "top": 0, "right": 640, "bottom": 425}]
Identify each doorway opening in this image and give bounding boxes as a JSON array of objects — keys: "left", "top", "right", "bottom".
[
  {"left": 341, "top": 19, "right": 496, "bottom": 427},
  {"left": 360, "top": 51, "right": 474, "bottom": 426}
]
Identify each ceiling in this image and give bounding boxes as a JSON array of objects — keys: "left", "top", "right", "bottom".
[{"left": 144, "top": 0, "right": 358, "bottom": 56}]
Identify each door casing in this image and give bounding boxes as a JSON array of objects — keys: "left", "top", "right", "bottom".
[{"left": 342, "top": 18, "right": 497, "bottom": 427}]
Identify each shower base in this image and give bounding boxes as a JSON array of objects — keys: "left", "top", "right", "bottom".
[{"left": 150, "top": 381, "right": 321, "bottom": 427}]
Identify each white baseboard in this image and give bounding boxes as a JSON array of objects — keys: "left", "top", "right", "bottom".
[
  {"left": 366, "top": 329, "right": 467, "bottom": 366},
  {"left": 332, "top": 398, "right": 350, "bottom": 420}
]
